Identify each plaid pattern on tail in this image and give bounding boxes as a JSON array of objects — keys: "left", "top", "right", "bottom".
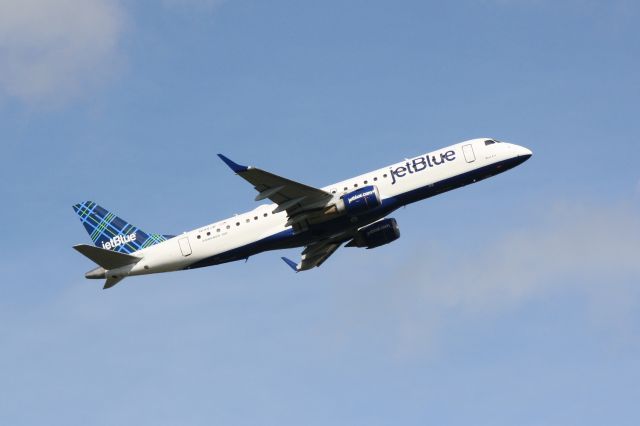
[{"left": 73, "top": 201, "right": 172, "bottom": 254}]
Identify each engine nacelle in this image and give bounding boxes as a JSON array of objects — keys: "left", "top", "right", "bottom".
[
  {"left": 346, "top": 218, "right": 400, "bottom": 249},
  {"left": 314, "top": 185, "right": 382, "bottom": 224},
  {"left": 340, "top": 185, "right": 382, "bottom": 215}
]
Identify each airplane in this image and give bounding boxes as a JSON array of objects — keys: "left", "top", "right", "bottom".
[{"left": 72, "top": 138, "right": 532, "bottom": 289}]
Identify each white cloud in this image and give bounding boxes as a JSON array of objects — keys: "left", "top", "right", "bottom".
[
  {"left": 421, "top": 202, "right": 638, "bottom": 311},
  {"left": 0, "top": 0, "right": 126, "bottom": 105},
  {"left": 335, "top": 200, "right": 640, "bottom": 357}
]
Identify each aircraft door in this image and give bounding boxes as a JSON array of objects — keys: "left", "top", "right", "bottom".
[
  {"left": 178, "top": 237, "right": 192, "bottom": 257},
  {"left": 462, "top": 144, "right": 476, "bottom": 163}
]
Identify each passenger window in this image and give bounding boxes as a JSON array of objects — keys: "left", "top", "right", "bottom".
[
  {"left": 263, "top": 213, "right": 268, "bottom": 217},
  {"left": 207, "top": 232, "right": 210, "bottom": 236},
  {"left": 364, "top": 180, "right": 368, "bottom": 185},
  {"left": 226, "top": 225, "right": 230, "bottom": 229},
  {"left": 197, "top": 235, "right": 201, "bottom": 239},
  {"left": 383, "top": 174, "right": 387, "bottom": 178},
  {"left": 216, "top": 229, "right": 220, "bottom": 232},
  {"left": 254, "top": 216, "right": 258, "bottom": 220},
  {"left": 374, "top": 177, "right": 378, "bottom": 181},
  {"left": 354, "top": 183, "right": 358, "bottom": 188},
  {"left": 246, "top": 218, "right": 250, "bottom": 223},
  {"left": 236, "top": 222, "right": 240, "bottom": 226}
]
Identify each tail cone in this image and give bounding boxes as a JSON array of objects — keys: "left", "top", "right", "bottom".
[{"left": 85, "top": 266, "right": 106, "bottom": 279}]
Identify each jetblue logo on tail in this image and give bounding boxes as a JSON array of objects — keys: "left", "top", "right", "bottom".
[{"left": 102, "top": 233, "right": 137, "bottom": 250}]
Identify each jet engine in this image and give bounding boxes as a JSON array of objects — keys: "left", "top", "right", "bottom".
[
  {"left": 346, "top": 218, "right": 400, "bottom": 249},
  {"left": 321, "top": 185, "right": 382, "bottom": 219},
  {"left": 341, "top": 185, "right": 381, "bottom": 214}
]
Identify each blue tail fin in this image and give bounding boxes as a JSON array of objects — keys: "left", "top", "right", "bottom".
[{"left": 73, "top": 201, "right": 173, "bottom": 254}]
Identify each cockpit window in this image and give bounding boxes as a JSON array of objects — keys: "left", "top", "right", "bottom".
[{"left": 484, "top": 139, "right": 496, "bottom": 145}]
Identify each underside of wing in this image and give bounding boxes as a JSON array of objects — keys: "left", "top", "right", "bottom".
[
  {"left": 299, "top": 241, "right": 342, "bottom": 271},
  {"left": 282, "top": 241, "right": 341, "bottom": 272},
  {"left": 281, "top": 229, "right": 356, "bottom": 272}
]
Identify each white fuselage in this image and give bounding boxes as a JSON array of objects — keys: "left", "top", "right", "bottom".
[{"left": 110, "top": 138, "right": 531, "bottom": 279}]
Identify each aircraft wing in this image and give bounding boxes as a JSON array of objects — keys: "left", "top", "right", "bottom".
[
  {"left": 218, "top": 154, "right": 332, "bottom": 216},
  {"left": 281, "top": 229, "right": 355, "bottom": 271},
  {"left": 282, "top": 241, "right": 342, "bottom": 272}
]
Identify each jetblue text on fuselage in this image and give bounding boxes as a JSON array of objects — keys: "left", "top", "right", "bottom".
[{"left": 390, "top": 150, "right": 456, "bottom": 185}]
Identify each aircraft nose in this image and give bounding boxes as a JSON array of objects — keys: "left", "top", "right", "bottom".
[{"left": 516, "top": 145, "right": 533, "bottom": 160}]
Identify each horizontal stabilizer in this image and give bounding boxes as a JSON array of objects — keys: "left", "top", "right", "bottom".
[
  {"left": 73, "top": 244, "right": 142, "bottom": 270},
  {"left": 103, "top": 276, "right": 125, "bottom": 290}
]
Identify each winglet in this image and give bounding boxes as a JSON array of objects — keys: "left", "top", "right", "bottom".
[
  {"left": 281, "top": 257, "right": 299, "bottom": 272},
  {"left": 217, "top": 154, "right": 249, "bottom": 173}
]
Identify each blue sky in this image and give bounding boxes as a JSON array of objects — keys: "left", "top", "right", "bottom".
[{"left": 1, "top": 1, "right": 639, "bottom": 424}]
